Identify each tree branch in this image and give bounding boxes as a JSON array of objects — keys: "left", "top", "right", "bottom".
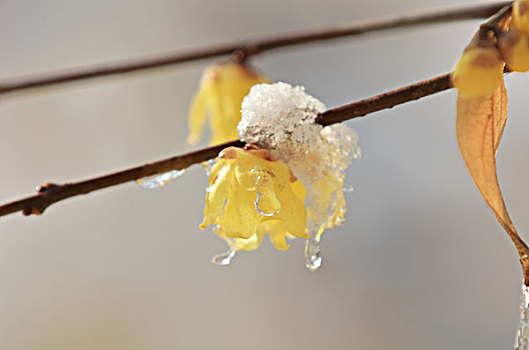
[
  {"left": 0, "top": 73, "right": 453, "bottom": 218},
  {"left": 0, "top": 1, "right": 510, "bottom": 95},
  {"left": 0, "top": 140, "right": 244, "bottom": 217},
  {"left": 316, "top": 73, "right": 451, "bottom": 126}
]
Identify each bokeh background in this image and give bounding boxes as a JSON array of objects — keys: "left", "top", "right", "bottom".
[{"left": 1, "top": 0, "right": 529, "bottom": 349}]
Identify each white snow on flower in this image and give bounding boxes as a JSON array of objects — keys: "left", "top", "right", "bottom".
[{"left": 238, "top": 82, "right": 361, "bottom": 270}]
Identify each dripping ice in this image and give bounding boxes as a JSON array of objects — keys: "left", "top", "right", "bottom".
[
  {"left": 137, "top": 159, "right": 217, "bottom": 190},
  {"left": 137, "top": 170, "right": 186, "bottom": 189},
  {"left": 515, "top": 284, "right": 529, "bottom": 350},
  {"left": 211, "top": 249, "right": 237, "bottom": 266}
]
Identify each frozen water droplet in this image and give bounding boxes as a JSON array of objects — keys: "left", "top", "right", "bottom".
[
  {"left": 305, "top": 238, "right": 322, "bottom": 271},
  {"left": 211, "top": 250, "right": 236, "bottom": 266},
  {"left": 254, "top": 191, "right": 279, "bottom": 217},
  {"left": 137, "top": 170, "right": 185, "bottom": 189},
  {"left": 202, "top": 159, "right": 216, "bottom": 176},
  {"left": 515, "top": 284, "right": 529, "bottom": 350},
  {"left": 343, "top": 184, "right": 354, "bottom": 193}
]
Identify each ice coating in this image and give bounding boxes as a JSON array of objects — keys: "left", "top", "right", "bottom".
[
  {"left": 239, "top": 82, "right": 361, "bottom": 269},
  {"left": 515, "top": 284, "right": 529, "bottom": 350},
  {"left": 137, "top": 169, "right": 186, "bottom": 189}
]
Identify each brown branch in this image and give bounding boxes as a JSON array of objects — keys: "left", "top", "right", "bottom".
[
  {"left": 0, "top": 140, "right": 244, "bottom": 217},
  {"left": 316, "top": 73, "right": 451, "bottom": 126},
  {"left": 0, "top": 1, "right": 510, "bottom": 95},
  {"left": 0, "top": 73, "right": 453, "bottom": 218}
]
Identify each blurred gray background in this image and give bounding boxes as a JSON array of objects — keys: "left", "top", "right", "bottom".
[{"left": 1, "top": 0, "right": 529, "bottom": 349}]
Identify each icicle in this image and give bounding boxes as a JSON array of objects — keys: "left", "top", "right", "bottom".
[
  {"left": 254, "top": 191, "right": 280, "bottom": 217},
  {"left": 211, "top": 250, "right": 237, "bottom": 266},
  {"left": 343, "top": 184, "right": 355, "bottom": 193},
  {"left": 137, "top": 169, "right": 186, "bottom": 189},
  {"left": 305, "top": 237, "right": 322, "bottom": 271},
  {"left": 201, "top": 159, "right": 217, "bottom": 176},
  {"left": 515, "top": 284, "right": 529, "bottom": 350}
]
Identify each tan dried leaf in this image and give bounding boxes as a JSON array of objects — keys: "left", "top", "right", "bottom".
[{"left": 456, "top": 77, "right": 516, "bottom": 234}]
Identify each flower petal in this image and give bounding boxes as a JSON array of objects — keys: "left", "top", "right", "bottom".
[
  {"left": 200, "top": 160, "right": 233, "bottom": 229},
  {"left": 275, "top": 179, "right": 307, "bottom": 238},
  {"left": 187, "top": 82, "right": 211, "bottom": 146},
  {"left": 233, "top": 233, "right": 264, "bottom": 251},
  {"left": 222, "top": 182, "right": 259, "bottom": 239}
]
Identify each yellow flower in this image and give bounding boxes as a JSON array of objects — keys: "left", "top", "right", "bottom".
[
  {"left": 513, "top": 0, "right": 529, "bottom": 35},
  {"left": 499, "top": 28, "right": 529, "bottom": 73},
  {"left": 200, "top": 146, "right": 307, "bottom": 252},
  {"left": 452, "top": 45, "right": 504, "bottom": 98},
  {"left": 187, "top": 63, "right": 270, "bottom": 146}
]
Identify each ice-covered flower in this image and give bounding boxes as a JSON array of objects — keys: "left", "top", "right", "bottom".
[
  {"left": 238, "top": 82, "right": 361, "bottom": 270},
  {"left": 187, "top": 63, "right": 269, "bottom": 146},
  {"left": 200, "top": 146, "right": 307, "bottom": 263}
]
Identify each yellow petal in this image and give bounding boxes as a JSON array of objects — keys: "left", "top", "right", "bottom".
[
  {"left": 201, "top": 146, "right": 308, "bottom": 252},
  {"left": 499, "top": 29, "right": 529, "bottom": 73},
  {"left": 200, "top": 160, "right": 233, "bottom": 229},
  {"left": 275, "top": 179, "right": 307, "bottom": 238},
  {"left": 207, "top": 77, "right": 240, "bottom": 145},
  {"left": 514, "top": 0, "right": 529, "bottom": 35},
  {"left": 452, "top": 46, "right": 504, "bottom": 99},
  {"left": 266, "top": 222, "right": 290, "bottom": 251},
  {"left": 290, "top": 178, "right": 306, "bottom": 201},
  {"left": 187, "top": 63, "right": 270, "bottom": 146},
  {"left": 187, "top": 82, "right": 211, "bottom": 146},
  {"left": 232, "top": 233, "right": 264, "bottom": 251},
  {"left": 222, "top": 182, "right": 259, "bottom": 239},
  {"left": 255, "top": 220, "right": 290, "bottom": 251}
]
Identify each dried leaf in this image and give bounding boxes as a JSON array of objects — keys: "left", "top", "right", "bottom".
[{"left": 456, "top": 76, "right": 516, "bottom": 233}]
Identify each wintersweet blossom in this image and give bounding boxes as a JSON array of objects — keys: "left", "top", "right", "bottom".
[
  {"left": 499, "top": 28, "right": 529, "bottom": 73},
  {"left": 513, "top": 0, "right": 529, "bottom": 35},
  {"left": 452, "top": 45, "right": 504, "bottom": 98},
  {"left": 238, "top": 82, "right": 360, "bottom": 270},
  {"left": 187, "top": 63, "right": 269, "bottom": 146},
  {"left": 499, "top": 0, "right": 529, "bottom": 73},
  {"left": 200, "top": 146, "right": 307, "bottom": 256}
]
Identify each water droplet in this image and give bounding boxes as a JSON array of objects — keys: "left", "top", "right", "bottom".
[
  {"left": 343, "top": 184, "right": 354, "bottom": 193},
  {"left": 211, "top": 250, "right": 236, "bottom": 266},
  {"left": 305, "top": 238, "right": 322, "bottom": 271},
  {"left": 515, "top": 284, "right": 529, "bottom": 350},
  {"left": 137, "top": 169, "right": 186, "bottom": 189},
  {"left": 202, "top": 159, "right": 217, "bottom": 176},
  {"left": 254, "top": 191, "right": 279, "bottom": 217}
]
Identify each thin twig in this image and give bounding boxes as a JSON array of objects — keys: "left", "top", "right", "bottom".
[
  {"left": 316, "top": 73, "right": 451, "bottom": 126},
  {"left": 0, "top": 1, "right": 510, "bottom": 95},
  {"left": 0, "top": 73, "right": 453, "bottom": 218},
  {"left": 0, "top": 140, "right": 244, "bottom": 217}
]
